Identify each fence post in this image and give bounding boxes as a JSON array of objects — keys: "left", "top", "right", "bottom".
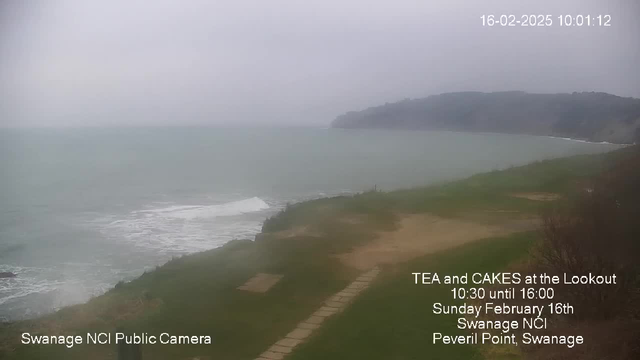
[{"left": 116, "top": 328, "right": 142, "bottom": 360}]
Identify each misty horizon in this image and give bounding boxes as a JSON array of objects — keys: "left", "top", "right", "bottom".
[
  {"left": 1, "top": 0, "right": 639, "bottom": 128},
  {"left": 1, "top": 2, "right": 639, "bottom": 357}
]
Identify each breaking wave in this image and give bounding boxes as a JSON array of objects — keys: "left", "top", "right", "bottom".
[
  {"left": 132, "top": 197, "right": 270, "bottom": 220},
  {"left": 97, "top": 197, "right": 274, "bottom": 254}
]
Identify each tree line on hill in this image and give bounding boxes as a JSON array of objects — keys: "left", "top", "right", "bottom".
[{"left": 332, "top": 92, "right": 640, "bottom": 144}]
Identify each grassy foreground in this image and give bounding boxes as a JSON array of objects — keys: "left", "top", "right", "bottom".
[
  {"left": 0, "top": 149, "right": 620, "bottom": 360},
  {"left": 289, "top": 232, "right": 536, "bottom": 360}
]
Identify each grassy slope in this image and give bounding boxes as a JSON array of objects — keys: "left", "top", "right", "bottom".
[
  {"left": 0, "top": 150, "right": 617, "bottom": 360},
  {"left": 289, "top": 232, "right": 537, "bottom": 360}
]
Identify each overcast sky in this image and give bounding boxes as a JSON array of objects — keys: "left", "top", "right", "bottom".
[{"left": 1, "top": 0, "right": 639, "bottom": 127}]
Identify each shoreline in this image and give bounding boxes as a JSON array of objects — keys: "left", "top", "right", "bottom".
[
  {"left": 330, "top": 127, "right": 634, "bottom": 145},
  {"left": 0, "top": 137, "right": 623, "bottom": 323},
  {"left": 542, "top": 135, "right": 631, "bottom": 146},
  {"left": 0, "top": 147, "right": 626, "bottom": 359}
]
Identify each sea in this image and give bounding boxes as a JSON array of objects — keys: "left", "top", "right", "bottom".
[{"left": 0, "top": 127, "right": 622, "bottom": 321}]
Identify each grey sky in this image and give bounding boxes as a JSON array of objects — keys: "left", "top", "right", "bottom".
[{"left": 1, "top": 0, "right": 639, "bottom": 127}]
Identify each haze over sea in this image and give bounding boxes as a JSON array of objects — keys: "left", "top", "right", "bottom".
[{"left": 0, "top": 127, "right": 621, "bottom": 320}]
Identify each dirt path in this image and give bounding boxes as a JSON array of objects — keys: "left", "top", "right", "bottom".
[
  {"left": 510, "top": 192, "right": 562, "bottom": 201},
  {"left": 335, "top": 214, "right": 538, "bottom": 270}
]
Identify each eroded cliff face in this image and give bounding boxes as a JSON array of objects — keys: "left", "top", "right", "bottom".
[{"left": 332, "top": 91, "right": 640, "bottom": 144}]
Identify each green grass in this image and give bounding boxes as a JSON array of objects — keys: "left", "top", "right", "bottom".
[
  {"left": 388, "top": 152, "right": 612, "bottom": 217},
  {"left": 289, "top": 232, "right": 537, "bottom": 360},
  {"left": 0, "top": 149, "right": 622, "bottom": 359},
  {"left": 1, "top": 238, "right": 360, "bottom": 360}
]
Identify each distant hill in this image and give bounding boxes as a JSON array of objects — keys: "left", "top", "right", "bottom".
[{"left": 331, "top": 91, "right": 640, "bottom": 144}]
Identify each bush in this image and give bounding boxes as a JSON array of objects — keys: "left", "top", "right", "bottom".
[{"left": 538, "top": 145, "right": 640, "bottom": 320}]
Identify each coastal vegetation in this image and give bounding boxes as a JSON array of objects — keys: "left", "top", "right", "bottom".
[
  {"left": 465, "top": 144, "right": 640, "bottom": 360},
  {"left": 0, "top": 146, "right": 634, "bottom": 360},
  {"left": 332, "top": 92, "right": 640, "bottom": 144}
]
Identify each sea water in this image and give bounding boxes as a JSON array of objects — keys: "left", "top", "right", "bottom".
[{"left": 0, "top": 127, "right": 621, "bottom": 320}]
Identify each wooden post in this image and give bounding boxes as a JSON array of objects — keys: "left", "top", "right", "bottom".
[{"left": 117, "top": 328, "right": 142, "bottom": 360}]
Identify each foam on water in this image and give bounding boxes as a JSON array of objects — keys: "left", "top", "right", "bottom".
[
  {"left": 133, "top": 196, "right": 270, "bottom": 219},
  {"left": 0, "top": 265, "right": 58, "bottom": 307},
  {"left": 0, "top": 263, "right": 115, "bottom": 320},
  {"left": 99, "top": 197, "right": 273, "bottom": 254},
  {"left": 1, "top": 197, "right": 276, "bottom": 320}
]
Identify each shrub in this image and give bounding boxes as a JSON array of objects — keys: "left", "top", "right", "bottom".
[{"left": 538, "top": 145, "right": 640, "bottom": 320}]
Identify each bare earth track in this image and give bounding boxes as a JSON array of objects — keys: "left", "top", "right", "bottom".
[
  {"left": 510, "top": 192, "right": 562, "bottom": 201},
  {"left": 335, "top": 214, "right": 538, "bottom": 270}
]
